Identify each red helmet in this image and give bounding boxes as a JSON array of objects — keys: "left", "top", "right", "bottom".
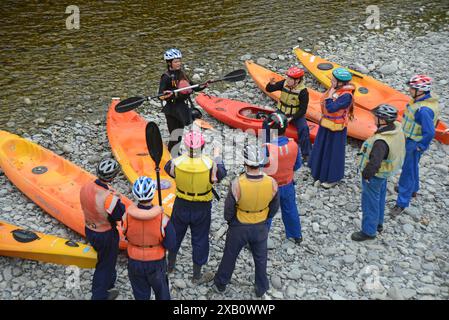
[
  {"left": 407, "top": 74, "right": 432, "bottom": 91},
  {"left": 184, "top": 131, "right": 205, "bottom": 149},
  {"left": 286, "top": 66, "right": 304, "bottom": 79}
]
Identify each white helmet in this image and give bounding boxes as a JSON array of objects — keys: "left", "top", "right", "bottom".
[
  {"left": 164, "top": 48, "right": 182, "bottom": 61},
  {"left": 132, "top": 176, "right": 156, "bottom": 202},
  {"left": 243, "top": 145, "right": 262, "bottom": 167},
  {"left": 96, "top": 158, "right": 120, "bottom": 181}
]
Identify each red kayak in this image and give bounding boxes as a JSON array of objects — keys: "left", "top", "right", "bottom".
[{"left": 195, "top": 93, "right": 318, "bottom": 142}]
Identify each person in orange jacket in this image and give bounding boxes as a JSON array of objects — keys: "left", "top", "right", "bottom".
[
  {"left": 124, "top": 176, "right": 176, "bottom": 300},
  {"left": 80, "top": 158, "right": 125, "bottom": 300}
]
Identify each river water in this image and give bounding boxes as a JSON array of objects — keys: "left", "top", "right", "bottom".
[{"left": 1, "top": 0, "right": 448, "bottom": 133}]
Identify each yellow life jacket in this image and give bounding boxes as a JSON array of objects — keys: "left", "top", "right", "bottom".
[
  {"left": 236, "top": 173, "right": 274, "bottom": 224},
  {"left": 359, "top": 121, "right": 406, "bottom": 178},
  {"left": 173, "top": 154, "right": 214, "bottom": 202},
  {"left": 277, "top": 80, "right": 306, "bottom": 116},
  {"left": 402, "top": 96, "right": 440, "bottom": 141}
]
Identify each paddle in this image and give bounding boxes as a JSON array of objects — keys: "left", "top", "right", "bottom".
[
  {"left": 145, "top": 121, "right": 163, "bottom": 206},
  {"left": 115, "top": 69, "right": 247, "bottom": 113}
]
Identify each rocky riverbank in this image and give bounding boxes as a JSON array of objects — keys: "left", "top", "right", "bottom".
[{"left": 1, "top": 25, "right": 448, "bottom": 300}]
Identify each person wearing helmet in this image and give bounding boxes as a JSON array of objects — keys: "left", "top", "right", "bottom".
[
  {"left": 123, "top": 176, "right": 176, "bottom": 300},
  {"left": 79, "top": 158, "right": 125, "bottom": 300},
  {"left": 309, "top": 67, "right": 355, "bottom": 189},
  {"left": 352, "top": 105, "right": 405, "bottom": 241},
  {"left": 390, "top": 75, "right": 441, "bottom": 217},
  {"left": 164, "top": 131, "right": 227, "bottom": 283},
  {"left": 159, "top": 48, "right": 210, "bottom": 153},
  {"left": 265, "top": 66, "right": 311, "bottom": 163},
  {"left": 262, "top": 112, "right": 303, "bottom": 244},
  {"left": 214, "top": 145, "right": 279, "bottom": 298}
]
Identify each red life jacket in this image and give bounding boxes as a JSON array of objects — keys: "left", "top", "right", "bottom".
[
  {"left": 263, "top": 138, "right": 298, "bottom": 186},
  {"left": 165, "top": 71, "right": 192, "bottom": 95},
  {"left": 124, "top": 205, "right": 168, "bottom": 261},
  {"left": 80, "top": 181, "right": 119, "bottom": 232},
  {"left": 320, "top": 84, "right": 355, "bottom": 131}
]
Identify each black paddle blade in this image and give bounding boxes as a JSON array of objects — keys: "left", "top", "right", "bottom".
[
  {"left": 221, "top": 69, "right": 247, "bottom": 82},
  {"left": 145, "top": 121, "right": 163, "bottom": 167},
  {"left": 115, "top": 96, "right": 146, "bottom": 113}
]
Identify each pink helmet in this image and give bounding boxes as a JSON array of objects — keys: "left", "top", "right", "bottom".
[
  {"left": 407, "top": 74, "right": 432, "bottom": 91},
  {"left": 184, "top": 131, "right": 205, "bottom": 149},
  {"left": 286, "top": 66, "right": 304, "bottom": 79}
]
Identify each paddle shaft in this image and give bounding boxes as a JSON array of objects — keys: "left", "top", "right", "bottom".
[{"left": 155, "top": 167, "right": 162, "bottom": 206}]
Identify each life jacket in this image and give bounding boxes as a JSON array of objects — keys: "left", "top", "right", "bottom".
[
  {"left": 165, "top": 71, "right": 193, "bottom": 95},
  {"left": 173, "top": 153, "right": 216, "bottom": 202},
  {"left": 123, "top": 204, "right": 168, "bottom": 261},
  {"left": 277, "top": 80, "right": 306, "bottom": 116},
  {"left": 263, "top": 138, "right": 298, "bottom": 186},
  {"left": 80, "top": 181, "right": 120, "bottom": 232},
  {"left": 359, "top": 121, "right": 406, "bottom": 179},
  {"left": 402, "top": 95, "right": 440, "bottom": 141},
  {"left": 235, "top": 173, "right": 274, "bottom": 224},
  {"left": 320, "top": 84, "right": 355, "bottom": 131}
]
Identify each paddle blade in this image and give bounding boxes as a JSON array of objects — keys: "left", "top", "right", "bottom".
[
  {"left": 194, "top": 119, "right": 215, "bottom": 131},
  {"left": 221, "top": 69, "right": 247, "bottom": 82},
  {"left": 115, "top": 96, "right": 146, "bottom": 113},
  {"left": 145, "top": 121, "right": 163, "bottom": 167}
]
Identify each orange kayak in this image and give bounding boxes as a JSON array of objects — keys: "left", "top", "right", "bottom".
[
  {"left": 293, "top": 47, "right": 449, "bottom": 145},
  {"left": 195, "top": 93, "right": 318, "bottom": 142},
  {"left": 106, "top": 98, "right": 176, "bottom": 217},
  {"left": 245, "top": 60, "right": 378, "bottom": 141},
  {"left": 0, "top": 130, "right": 132, "bottom": 249},
  {"left": 0, "top": 220, "right": 97, "bottom": 268}
]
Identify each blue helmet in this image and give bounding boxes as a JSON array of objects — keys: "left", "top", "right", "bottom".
[
  {"left": 332, "top": 67, "right": 352, "bottom": 82},
  {"left": 164, "top": 48, "right": 182, "bottom": 61},
  {"left": 132, "top": 176, "right": 156, "bottom": 201}
]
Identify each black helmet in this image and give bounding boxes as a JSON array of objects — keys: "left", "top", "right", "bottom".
[
  {"left": 372, "top": 104, "right": 398, "bottom": 123},
  {"left": 243, "top": 145, "right": 262, "bottom": 167},
  {"left": 268, "top": 112, "right": 288, "bottom": 130},
  {"left": 97, "top": 158, "right": 120, "bottom": 181}
]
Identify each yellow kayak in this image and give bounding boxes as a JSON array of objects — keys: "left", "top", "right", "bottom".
[
  {"left": 293, "top": 47, "right": 449, "bottom": 145},
  {"left": 0, "top": 220, "right": 97, "bottom": 268}
]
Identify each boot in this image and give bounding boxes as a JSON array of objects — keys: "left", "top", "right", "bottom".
[
  {"left": 167, "top": 252, "right": 177, "bottom": 273},
  {"left": 192, "top": 264, "right": 214, "bottom": 284},
  {"left": 107, "top": 289, "right": 119, "bottom": 300},
  {"left": 321, "top": 182, "right": 337, "bottom": 189},
  {"left": 377, "top": 225, "right": 384, "bottom": 233},
  {"left": 351, "top": 231, "right": 376, "bottom": 242},
  {"left": 390, "top": 205, "right": 405, "bottom": 218}
]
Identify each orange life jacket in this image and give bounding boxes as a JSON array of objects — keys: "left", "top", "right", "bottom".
[
  {"left": 320, "top": 84, "right": 355, "bottom": 131},
  {"left": 264, "top": 139, "right": 298, "bottom": 186},
  {"left": 124, "top": 205, "right": 168, "bottom": 261},
  {"left": 80, "top": 181, "right": 120, "bottom": 232}
]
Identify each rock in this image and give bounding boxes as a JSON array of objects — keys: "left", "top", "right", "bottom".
[
  {"left": 331, "top": 293, "right": 346, "bottom": 300},
  {"left": 26, "top": 280, "right": 37, "bottom": 289},
  {"left": 278, "top": 55, "right": 286, "bottom": 61},
  {"left": 34, "top": 118, "right": 45, "bottom": 125},
  {"left": 24, "top": 97, "right": 32, "bottom": 105},
  {"left": 417, "top": 285, "right": 439, "bottom": 295},
  {"left": 267, "top": 238, "right": 275, "bottom": 250},
  {"left": 240, "top": 54, "right": 252, "bottom": 61},
  {"left": 405, "top": 207, "right": 421, "bottom": 222},
  {"left": 271, "top": 275, "right": 282, "bottom": 290},
  {"left": 434, "top": 164, "right": 448, "bottom": 174},
  {"left": 296, "top": 288, "right": 306, "bottom": 298},
  {"left": 403, "top": 224, "right": 414, "bottom": 235},
  {"left": 173, "top": 279, "right": 186, "bottom": 289},
  {"left": 343, "top": 255, "right": 357, "bottom": 264},
  {"left": 6, "top": 121, "right": 15, "bottom": 128},
  {"left": 235, "top": 81, "right": 245, "bottom": 89},
  {"left": 288, "top": 268, "right": 301, "bottom": 280},
  {"left": 269, "top": 53, "right": 278, "bottom": 60},
  {"left": 3, "top": 267, "right": 12, "bottom": 282},
  {"left": 438, "top": 79, "right": 448, "bottom": 85},
  {"left": 62, "top": 144, "right": 74, "bottom": 154},
  {"left": 354, "top": 63, "right": 369, "bottom": 74},
  {"left": 3, "top": 206, "right": 12, "bottom": 212},
  {"left": 388, "top": 285, "right": 404, "bottom": 300},
  {"left": 379, "top": 62, "right": 398, "bottom": 75},
  {"left": 327, "top": 223, "right": 338, "bottom": 232},
  {"left": 286, "top": 286, "right": 296, "bottom": 298},
  {"left": 192, "top": 74, "right": 201, "bottom": 82},
  {"left": 402, "top": 289, "right": 417, "bottom": 299},
  {"left": 297, "top": 37, "right": 304, "bottom": 42},
  {"left": 256, "top": 57, "right": 270, "bottom": 66},
  {"left": 312, "top": 222, "right": 320, "bottom": 233},
  {"left": 194, "top": 68, "right": 206, "bottom": 73},
  {"left": 345, "top": 281, "right": 358, "bottom": 293}
]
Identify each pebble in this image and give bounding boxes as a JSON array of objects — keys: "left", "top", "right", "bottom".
[
  {"left": 256, "top": 57, "right": 270, "bottom": 66},
  {"left": 343, "top": 255, "right": 357, "bottom": 264},
  {"left": 379, "top": 62, "right": 398, "bottom": 75},
  {"left": 240, "top": 54, "right": 252, "bottom": 61},
  {"left": 403, "top": 224, "right": 414, "bottom": 235},
  {"left": 288, "top": 268, "right": 302, "bottom": 280},
  {"left": 271, "top": 275, "right": 282, "bottom": 290},
  {"left": 192, "top": 74, "right": 201, "bottom": 82}
]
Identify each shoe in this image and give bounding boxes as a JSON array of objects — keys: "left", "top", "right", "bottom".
[
  {"left": 107, "top": 289, "right": 119, "bottom": 300},
  {"left": 292, "top": 237, "right": 303, "bottom": 245},
  {"left": 377, "top": 225, "right": 383, "bottom": 233},
  {"left": 192, "top": 263, "right": 202, "bottom": 281},
  {"left": 394, "top": 186, "right": 417, "bottom": 198},
  {"left": 390, "top": 205, "right": 405, "bottom": 218},
  {"left": 167, "top": 252, "right": 177, "bottom": 273},
  {"left": 321, "top": 182, "right": 337, "bottom": 189},
  {"left": 214, "top": 282, "right": 226, "bottom": 293},
  {"left": 351, "top": 231, "right": 376, "bottom": 242}
]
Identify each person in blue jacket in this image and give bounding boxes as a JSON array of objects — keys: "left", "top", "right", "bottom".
[
  {"left": 308, "top": 68, "right": 355, "bottom": 189},
  {"left": 390, "top": 75, "right": 440, "bottom": 217}
]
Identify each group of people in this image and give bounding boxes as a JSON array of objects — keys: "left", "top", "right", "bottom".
[{"left": 79, "top": 48, "right": 441, "bottom": 300}]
